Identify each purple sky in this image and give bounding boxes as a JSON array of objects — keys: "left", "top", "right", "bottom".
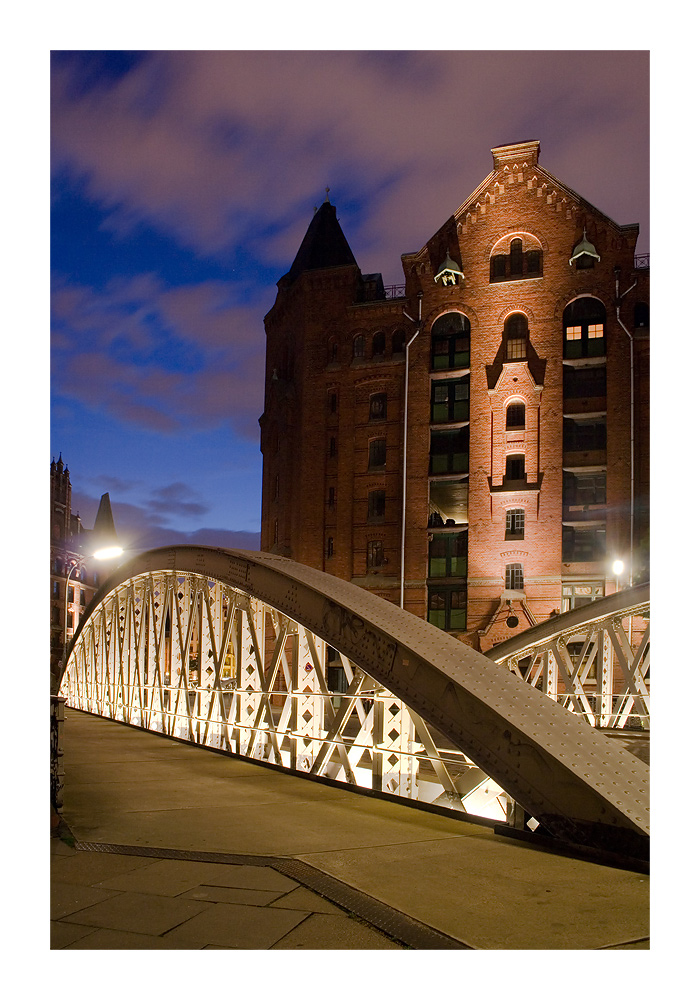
[{"left": 49, "top": 49, "right": 649, "bottom": 556}]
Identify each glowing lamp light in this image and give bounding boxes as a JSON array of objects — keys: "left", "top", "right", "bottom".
[
  {"left": 94, "top": 545, "right": 124, "bottom": 561},
  {"left": 612, "top": 559, "right": 624, "bottom": 576}
]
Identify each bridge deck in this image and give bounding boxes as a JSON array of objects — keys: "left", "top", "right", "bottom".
[{"left": 52, "top": 709, "right": 649, "bottom": 951}]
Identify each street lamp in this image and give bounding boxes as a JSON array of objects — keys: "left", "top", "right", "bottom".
[{"left": 612, "top": 559, "right": 624, "bottom": 593}]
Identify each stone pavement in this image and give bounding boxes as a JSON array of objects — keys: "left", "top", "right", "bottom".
[{"left": 51, "top": 708, "right": 650, "bottom": 950}]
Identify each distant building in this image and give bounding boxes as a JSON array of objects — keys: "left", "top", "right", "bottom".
[
  {"left": 259, "top": 140, "right": 649, "bottom": 650},
  {"left": 50, "top": 455, "right": 119, "bottom": 680}
]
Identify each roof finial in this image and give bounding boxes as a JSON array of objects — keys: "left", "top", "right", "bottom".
[{"left": 324, "top": 186, "right": 330, "bottom": 203}]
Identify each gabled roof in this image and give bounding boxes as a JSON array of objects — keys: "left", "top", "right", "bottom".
[{"left": 284, "top": 200, "right": 358, "bottom": 283}]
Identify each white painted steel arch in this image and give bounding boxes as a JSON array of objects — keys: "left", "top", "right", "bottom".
[{"left": 60, "top": 546, "right": 649, "bottom": 858}]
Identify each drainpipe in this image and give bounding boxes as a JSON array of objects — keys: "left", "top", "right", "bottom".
[
  {"left": 400, "top": 292, "right": 423, "bottom": 609},
  {"left": 613, "top": 267, "right": 638, "bottom": 591}
]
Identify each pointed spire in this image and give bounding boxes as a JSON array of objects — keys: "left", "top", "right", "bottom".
[{"left": 285, "top": 197, "right": 357, "bottom": 284}]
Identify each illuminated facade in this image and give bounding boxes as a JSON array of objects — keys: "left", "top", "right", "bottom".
[
  {"left": 259, "top": 140, "right": 649, "bottom": 649},
  {"left": 50, "top": 456, "right": 119, "bottom": 678}
]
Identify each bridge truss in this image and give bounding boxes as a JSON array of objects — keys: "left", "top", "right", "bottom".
[{"left": 59, "top": 547, "right": 650, "bottom": 858}]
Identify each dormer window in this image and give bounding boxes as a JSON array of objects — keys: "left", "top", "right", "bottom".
[
  {"left": 434, "top": 252, "right": 464, "bottom": 286},
  {"left": 569, "top": 229, "right": 601, "bottom": 270}
]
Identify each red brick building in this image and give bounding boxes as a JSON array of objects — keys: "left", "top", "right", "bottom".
[{"left": 260, "top": 140, "right": 649, "bottom": 649}]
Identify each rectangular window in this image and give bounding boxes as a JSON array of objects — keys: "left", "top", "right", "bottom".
[
  {"left": 563, "top": 365, "right": 606, "bottom": 399},
  {"left": 327, "top": 537, "right": 334, "bottom": 558},
  {"left": 505, "top": 454, "right": 525, "bottom": 481},
  {"left": 505, "top": 509, "right": 525, "bottom": 539},
  {"left": 328, "top": 487, "right": 335, "bottom": 508},
  {"left": 566, "top": 326, "right": 582, "bottom": 340},
  {"left": 52, "top": 581, "right": 60, "bottom": 598},
  {"left": 80, "top": 589, "right": 86, "bottom": 606},
  {"left": 505, "top": 563, "right": 524, "bottom": 591},
  {"left": 428, "top": 587, "right": 467, "bottom": 631},
  {"left": 506, "top": 403, "right": 525, "bottom": 428},
  {"left": 367, "top": 490, "right": 385, "bottom": 523},
  {"left": 507, "top": 337, "right": 527, "bottom": 360},
  {"left": 562, "top": 527, "right": 606, "bottom": 562},
  {"left": 67, "top": 586, "right": 74, "bottom": 603},
  {"left": 369, "top": 393, "right": 387, "bottom": 421},
  {"left": 428, "top": 532, "right": 467, "bottom": 578},
  {"left": 328, "top": 391, "right": 337, "bottom": 414},
  {"left": 563, "top": 472, "right": 606, "bottom": 506},
  {"left": 561, "top": 581, "right": 605, "bottom": 613},
  {"left": 368, "top": 438, "right": 386, "bottom": 469},
  {"left": 588, "top": 323, "right": 604, "bottom": 338},
  {"left": 563, "top": 418, "right": 607, "bottom": 452},
  {"left": 430, "top": 427, "right": 469, "bottom": 474},
  {"left": 431, "top": 378, "right": 470, "bottom": 423},
  {"left": 367, "top": 540, "right": 384, "bottom": 569}
]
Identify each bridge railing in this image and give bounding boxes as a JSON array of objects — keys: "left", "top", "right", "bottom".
[{"left": 487, "top": 585, "right": 650, "bottom": 730}]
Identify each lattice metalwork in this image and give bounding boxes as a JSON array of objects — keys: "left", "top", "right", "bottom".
[
  {"left": 59, "top": 548, "right": 650, "bottom": 857},
  {"left": 489, "top": 586, "right": 650, "bottom": 730},
  {"left": 62, "top": 569, "right": 506, "bottom": 822}
]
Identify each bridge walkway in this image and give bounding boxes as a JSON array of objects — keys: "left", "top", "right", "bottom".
[{"left": 51, "top": 709, "right": 649, "bottom": 950}]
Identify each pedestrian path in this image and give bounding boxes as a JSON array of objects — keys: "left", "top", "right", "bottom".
[{"left": 52, "top": 709, "right": 650, "bottom": 950}]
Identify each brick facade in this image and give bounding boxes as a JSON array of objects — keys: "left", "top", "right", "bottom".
[{"left": 260, "top": 141, "right": 649, "bottom": 650}]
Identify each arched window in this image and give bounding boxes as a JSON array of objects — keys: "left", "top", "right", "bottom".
[
  {"left": 392, "top": 329, "right": 405, "bottom": 354},
  {"left": 353, "top": 335, "right": 365, "bottom": 360},
  {"left": 431, "top": 313, "right": 470, "bottom": 370},
  {"left": 505, "top": 313, "right": 528, "bottom": 360},
  {"left": 506, "top": 402, "right": 526, "bottom": 428},
  {"left": 372, "top": 331, "right": 385, "bottom": 357},
  {"left": 563, "top": 298, "right": 606, "bottom": 359},
  {"left": 510, "top": 238, "right": 523, "bottom": 276},
  {"left": 505, "top": 563, "right": 524, "bottom": 591}
]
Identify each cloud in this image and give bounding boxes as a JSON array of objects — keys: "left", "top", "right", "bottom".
[
  {"left": 52, "top": 51, "right": 649, "bottom": 280},
  {"left": 51, "top": 273, "right": 266, "bottom": 438},
  {"left": 148, "top": 481, "right": 210, "bottom": 519}
]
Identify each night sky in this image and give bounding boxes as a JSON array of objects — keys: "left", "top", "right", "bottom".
[{"left": 49, "top": 49, "right": 650, "bottom": 557}]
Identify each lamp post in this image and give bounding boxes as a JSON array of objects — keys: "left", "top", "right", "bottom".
[
  {"left": 62, "top": 558, "right": 81, "bottom": 671},
  {"left": 400, "top": 292, "right": 423, "bottom": 610}
]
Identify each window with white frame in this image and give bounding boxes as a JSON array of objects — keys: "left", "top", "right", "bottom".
[{"left": 505, "top": 562, "right": 524, "bottom": 591}]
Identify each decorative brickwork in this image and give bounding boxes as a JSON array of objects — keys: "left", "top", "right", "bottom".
[{"left": 260, "top": 141, "right": 649, "bottom": 650}]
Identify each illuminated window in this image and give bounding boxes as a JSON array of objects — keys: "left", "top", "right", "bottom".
[
  {"left": 505, "top": 509, "right": 525, "bottom": 539},
  {"left": 505, "top": 563, "right": 524, "bottom": 591},
  {"left": 561, "top": 581, "right": 605, "bottom": 612},
  {"left": 563, "top": 298, "right": 606, "bottom": 358}
]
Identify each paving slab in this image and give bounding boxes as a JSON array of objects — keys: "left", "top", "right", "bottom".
[
  {"left": 161, "top": 900, "right": 309, "bottom": 948},
  {"left": 270, "top": 912, "right": 404, "bottom": 949},
  {"left": 60, "top": 890, "right": 213, "bottom": 936}
]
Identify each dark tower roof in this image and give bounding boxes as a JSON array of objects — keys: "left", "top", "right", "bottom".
[
  {"left": 284, "top": 199, "right": 357, "bottom": 284},
  {"left": 93, "top": 492, "right": 118, "bottom": 543}
]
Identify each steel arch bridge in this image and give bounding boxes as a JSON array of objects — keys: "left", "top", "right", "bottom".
[{"left": 59, "top": 546, "right": 650, "bottom": 859}]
